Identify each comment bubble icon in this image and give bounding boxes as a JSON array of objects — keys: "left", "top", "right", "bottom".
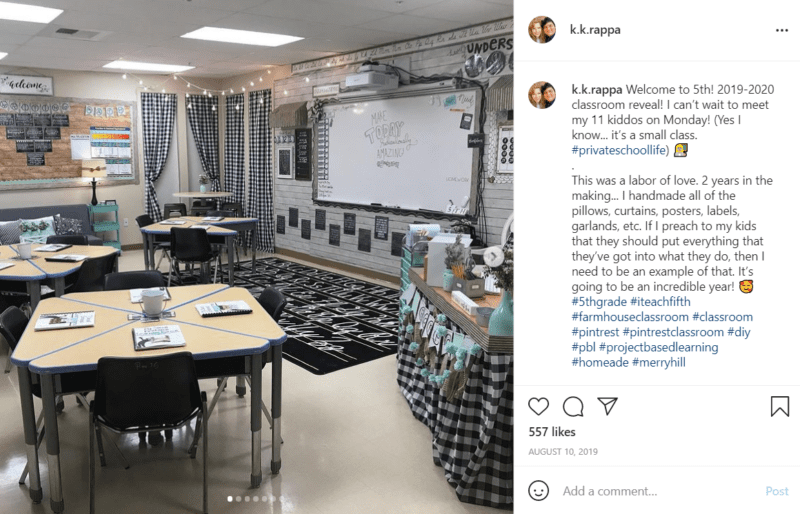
[{"left": 563, "top": 396, "right": 584, "bottom": 417}]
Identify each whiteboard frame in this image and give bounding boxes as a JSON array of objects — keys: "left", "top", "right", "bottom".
[{"left": 312, "top": 86, "right": 482, "bottom": 217}]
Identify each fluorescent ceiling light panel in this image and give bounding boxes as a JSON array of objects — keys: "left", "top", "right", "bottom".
[
  {"left": 103, "top": 60, "right": 194, "bottom": 73},
  {"left": 0, "top": 52, "right": 7, "bottom": 60},
  {"left": 181, "top": 27, "right": 303, "bottom": 47},
  {"left": 0, "top": 1, "right": 63, "bottom": 23}
]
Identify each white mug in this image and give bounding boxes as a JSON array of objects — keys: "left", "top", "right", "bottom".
[
  {"left": 18, "top": 242, "right": 32, "bottom": 260},
  {"left": 141, "top": 289, "right": 165, "bottom": 317}
]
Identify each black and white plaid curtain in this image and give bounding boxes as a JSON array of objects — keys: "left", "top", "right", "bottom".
[
  {"left": 186, "top": 95, "right": 220, "bottom": 191},
  {"left": 141, "top": 93, "right": 177, "bottom": 221},
  {"left": 225, "top": 94, "right": 245, "bottom": 242},
  {"left": 247, "top": 89, "right": 274, "bottom": 253}
]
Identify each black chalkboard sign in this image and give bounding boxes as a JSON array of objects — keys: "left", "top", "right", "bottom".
[
  {"left": 51, "top": 114, "right": 70, "bottom": 127},
  {"left": 344, "top": 213, "right": 356, "bottom": 235},
  {"left": 15, "top": 113, "right": 33, "bottom": 126},
  {"left": 329, "top": 224, "right": 340, "bottom": 246},
  {"left": 358, "top": 228, "right": 371, "bottom": 252},
  {"left": 391, "top": 232, "right": 405, "bottom": 257},
  {"left": 0, "top": 113, "right": 14, "bottom": 126},
  {"left": 27, "top": 153, "right": 45, "bottom": 166},
  {"left": 374, "top": 216, "right": 389, "bottom": 240},
  {"left": 277, "top": 148, "right": 292, "bottom": 177},
  {"left": 16, "top": 140, "right": 34, "bottom": 152},
  {"left": 25, "top": 127, "right": 43, "bottom": 139},
  {"left": 295, "top": 128, "right": 311, "bottom": 181},
  {"left": 315, "top": 209, "right": 326, "bottom": 230},
  {"left": 6, "top": 127, "right": 25, "bottom": 139},
  {"left": 44, "top": 127, "right": 60, "bottom": 139},
  {"left": 301, "top": 219, "right": 311, "bottom": 240},
  {"left": 289, "top": 208, "right": 299, "bottom": 227},
  {"left": 33, "top": 114, "right": 51, "bottom": 126},
  {"left": 277, "top": 215, "right": 285, "bottom": 234},
  {"left": 34, "top": 140, "right": 52, "bottom": 152}
]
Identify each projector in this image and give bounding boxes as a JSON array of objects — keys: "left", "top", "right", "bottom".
[{"left": 345, "top": 70, "right": 399, "bottom": 90}]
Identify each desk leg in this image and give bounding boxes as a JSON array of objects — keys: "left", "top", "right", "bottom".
[
  {"left": 250, "top": 352, "right": 262, "bottom": 487},
  {"left": 28, "top": 281, "right": 41, "bottom": 311},
  {"left": 141, "top": 232, "right": 151, "bottom": 270},
  {"left": 41, "top": 374, "right": 64, "bottom": 513},
  {"left": 17, "top": 367, "right": 43, "bottom": 503},
  {"left": 147, "top": 234, "right": 156, "bottom": 271},
  {"left": 227, "top": 236, "right": 235, "bottom": 285},
  {"left": 54, "top": 277, "right": 65, "bottom": 297},
  {"left": 271, "top": 344, "right": 282, "bottom": 474}
]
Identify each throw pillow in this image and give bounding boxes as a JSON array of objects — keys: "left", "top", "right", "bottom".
[
  {"left": 0, "top": 220, "right": 22, "bottom": 245},
  {"left": 54, "top": 216, "right": 84, "bottom": 235},
  {"left": 18, "top": 216, "right": 57, "bottom": 240}
]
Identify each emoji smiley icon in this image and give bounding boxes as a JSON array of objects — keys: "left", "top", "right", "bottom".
[
  {"left": 740, "top": 280, "right": 753, "bottom": 294},
  {"left": 674, "top": 143, "right": 688, "bottom": 157},
  {"left": 529, "top": 480, "right": 550, "bottom": 501}
]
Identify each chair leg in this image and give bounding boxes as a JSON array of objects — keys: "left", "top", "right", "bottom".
[
  {"left": 167, "top": 258, "right": 174, "bottom": 287},
  {"left": 207, "top": 378, "right": 227, "bottom": 418},
  {"left": 95, "top": 422, "right": 106, "bottom": 467},
  {"left": 89, "top": 413, "right": 96, "bottom": 514},
  {"left": 202, "top": 401, "right": 208, "bottom": 514},
  {"left": 101, "top": 429, "right": 129, "bottom": 469},
  {"left": 189, "top": 415, "right": 202, "bottom": 459}
]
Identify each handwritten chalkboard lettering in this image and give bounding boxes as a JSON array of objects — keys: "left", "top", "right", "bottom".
[
  {"left": 377, "top": 147, "right": 403, "bottom": 159},
  {"left": 465, "top": 37, "right": 513, "bottom": 54}
]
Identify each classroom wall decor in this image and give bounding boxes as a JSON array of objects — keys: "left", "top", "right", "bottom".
[
  {"left": 0, "top": 94, "right": 137, "bottom": 190},
  {"left": 273, "top": 20, "right": 513, "bottom": 277}
]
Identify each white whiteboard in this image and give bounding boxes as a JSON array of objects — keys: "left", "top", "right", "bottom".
[{"left": 316, "top": 89, "right": 480, "bottom": 213}]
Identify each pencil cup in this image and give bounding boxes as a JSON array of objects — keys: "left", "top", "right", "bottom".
[
  {"left": 18, "top": 243, "right": 32, "bottom": 260},
  {"left": 141, "top": 289, "right": 165, "bottom": 317}
]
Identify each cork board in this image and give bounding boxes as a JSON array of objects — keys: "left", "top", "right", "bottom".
[{"left": 0, "top": 94, "right": 138, "bottom": 191}]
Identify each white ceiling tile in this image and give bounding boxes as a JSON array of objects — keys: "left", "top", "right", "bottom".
[
  {"left": 357, "top": 14, "right": 463, "bottom": 35},
  {"left": 0, "top": 33, "right": 32, "bottom": 46},
  {"left": 152, "top": 0, "right": 269, "bottom": 11},
  {"left": 52, "top": 10, "right": 200, "bottom": 36},
  {"left": 407, "top": 0, "right": 510, "bottom": 24},
  {"left": 0, "top": 20, "right": 50, "bottom": 36},
  {"left": 245, "top": 0, "right": 392, "bottom": 26},
  {"left": 322, "top": 0, "right": 447, "bottom": 14}
]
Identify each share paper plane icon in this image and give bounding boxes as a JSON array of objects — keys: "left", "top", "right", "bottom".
[{"left": 597, "top": 397, "right": 618, "bottom": 415}]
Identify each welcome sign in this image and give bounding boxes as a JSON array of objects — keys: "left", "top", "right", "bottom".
[{"left": 0, "top": 74, "right": 54, "bottom": 96}]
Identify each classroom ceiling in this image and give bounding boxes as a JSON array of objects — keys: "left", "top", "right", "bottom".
[{"left": 0, "top": 0, "right": 512, "bottom": 77}]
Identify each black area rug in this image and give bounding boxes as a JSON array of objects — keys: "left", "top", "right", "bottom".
[{"left": 171, "top": 257, "right": 399, "bottom": 374}]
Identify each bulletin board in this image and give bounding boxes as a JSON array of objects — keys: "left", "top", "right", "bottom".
[
  {"left": 314, "top": 88, "right": 481, "bottom": 215},
  {"left": 0, "top": 94, "right": 138, "bottom": 190}
]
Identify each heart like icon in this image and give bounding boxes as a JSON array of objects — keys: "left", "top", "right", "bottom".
[{"left": 528, "top": 397, "right": 549, "bottom": 416}]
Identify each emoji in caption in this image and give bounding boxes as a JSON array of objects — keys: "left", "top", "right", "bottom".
[{"left": 739, "top": 280, "right": 753, "bottom": 294}]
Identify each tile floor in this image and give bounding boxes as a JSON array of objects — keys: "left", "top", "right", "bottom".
[{"left": 0, "top": 250, "right": 499, "bottom": 513}]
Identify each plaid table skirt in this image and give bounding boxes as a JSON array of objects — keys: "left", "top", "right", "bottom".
[{"left": 397, "top": 338, "right": 513, "bottom": 509}]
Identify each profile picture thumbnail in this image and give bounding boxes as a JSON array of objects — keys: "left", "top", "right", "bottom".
[
  {"left": 529, "top": 16, "right": 556, "bottom": 43},
  {"left": 529, "top": 82, "right": 556, "bottom": 109}
]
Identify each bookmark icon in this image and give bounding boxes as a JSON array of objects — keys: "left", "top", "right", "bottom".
[{"left": 597, "top": 397, "right": 618, "bottom": 416}]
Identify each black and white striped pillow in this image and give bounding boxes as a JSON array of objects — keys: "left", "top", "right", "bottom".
[{"left": 0, "top": 220, "right": 22, "bottom": 244}]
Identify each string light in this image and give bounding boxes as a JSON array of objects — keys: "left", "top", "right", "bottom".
[
  {"left": 119, "top": 70, "right": 276, "bottom": 98},
  {"left": 305, "top": 77, "right": 309, "bottom": 82}
]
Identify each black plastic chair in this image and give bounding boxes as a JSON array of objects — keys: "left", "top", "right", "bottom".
[
  {"left": 221, "top": 202, "right": 243, "bottom": 217},
  {"left": 104, "top": 271, "right": 165, "bottom": 291},
  {"left": 67, "top": 253, "right": 118, "bottom": 294},
  {"left": 1, "top": 306, "right": 95, "bottom": 486},
  {"left": 168, "top": 228, "right": 218, "bottom": 287},
  {"left": 207, "top": 288, "right": 286, "bottom": 433},
  {"left": 90, "top": 352, "right": 208, "bottom": 514},
  {"left": 163, "top": 203, "right": 187, "bottom": 219},
  {"left": 191, "top": 199, "right": 214, "bottom": 217},
  {"left": 136, "top": 214, "right": 170, "bottom": 270},
  {"left": 46, "top": 234, "right": 89, "bottom": 245}
]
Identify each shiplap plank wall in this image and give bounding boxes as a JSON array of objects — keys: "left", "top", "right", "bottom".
[{"left": 272, "top": 34, "right": 513, "bottom": 278}]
